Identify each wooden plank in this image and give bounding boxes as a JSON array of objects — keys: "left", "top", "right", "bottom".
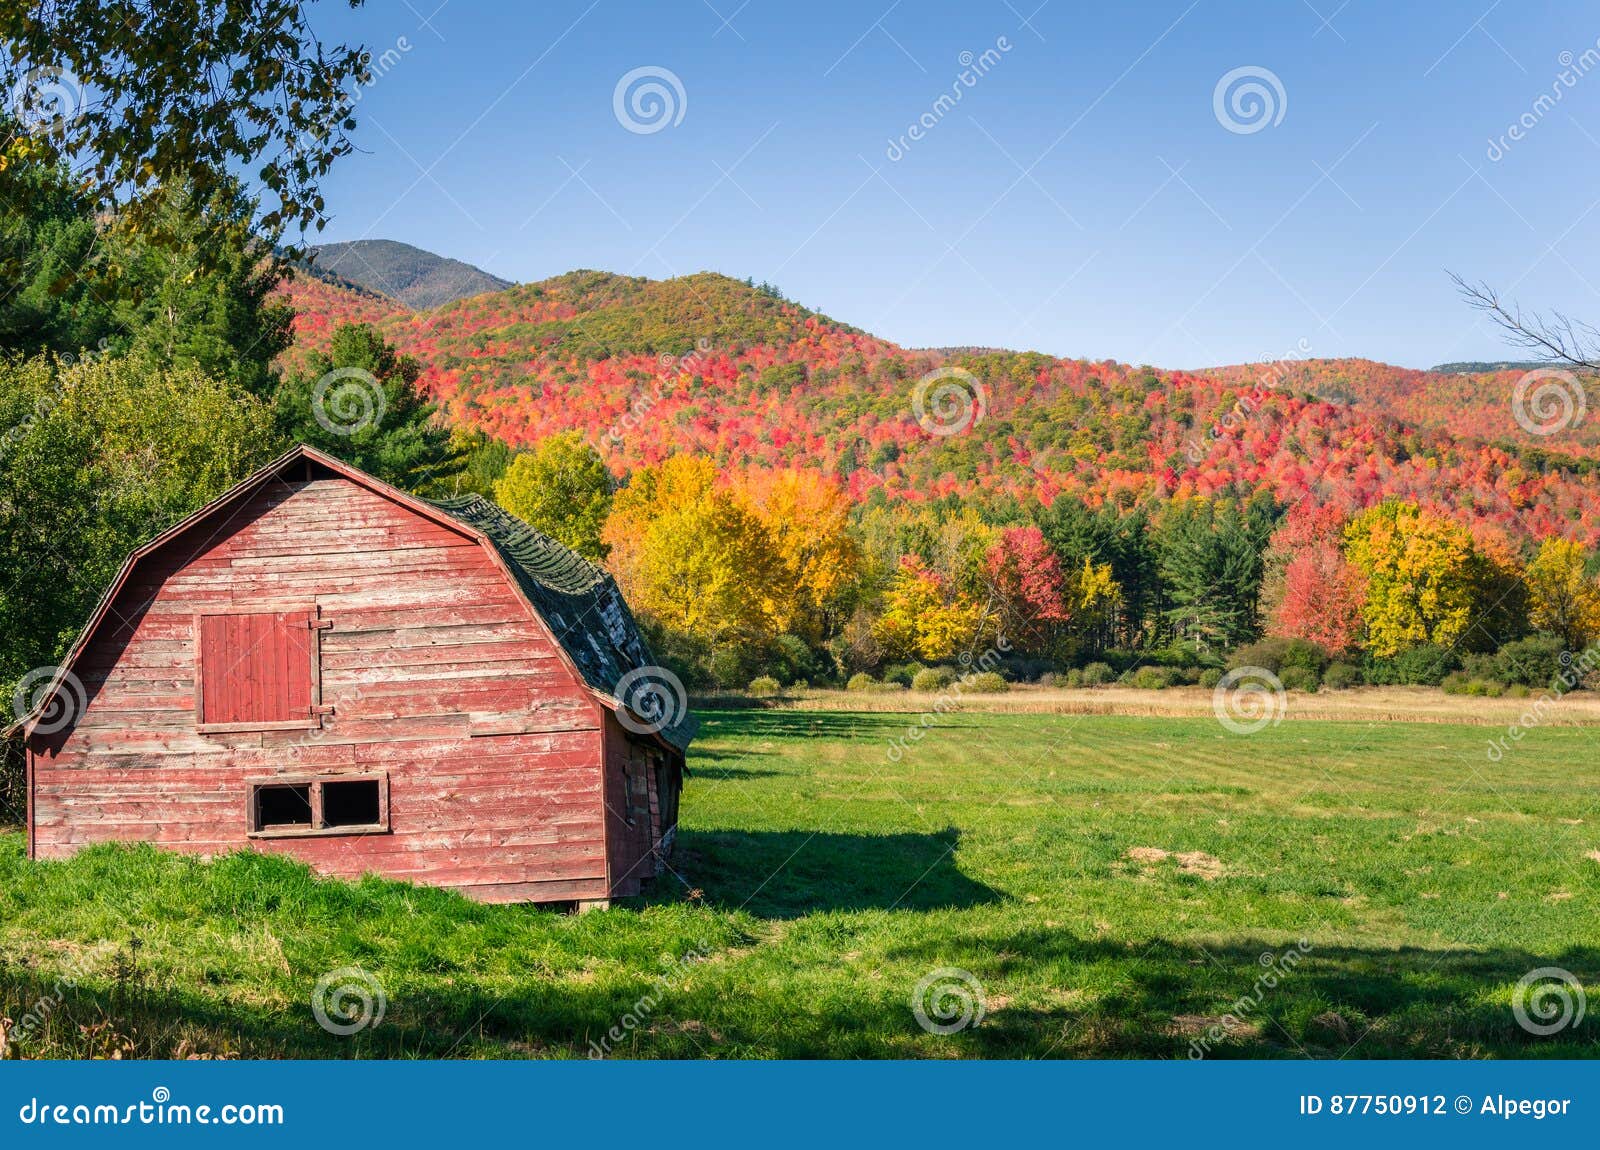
[{"left": 459, "top": 878, "right": 609, "bottom": 903}]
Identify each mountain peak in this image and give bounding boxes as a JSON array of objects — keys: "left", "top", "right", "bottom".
[{"left": 305, "top": 239, "right": 512, "bottom": 310}]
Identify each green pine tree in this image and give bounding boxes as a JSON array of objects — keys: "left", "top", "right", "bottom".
[{"left": 274, "top": 323, "right": 464, "bottom": 493}]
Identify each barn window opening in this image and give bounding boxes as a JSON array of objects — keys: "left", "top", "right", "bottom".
[
  {"left": 255, "top": 783, "right": 313, "bottom": 829},
  {"left": 322, "top": 779, "right": 381, "bottom": 828},
  {"left": 248, "top": 775, "right": 388, "bottom": 837}
]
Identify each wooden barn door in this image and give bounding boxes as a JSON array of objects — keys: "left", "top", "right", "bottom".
[{"left": 196, "top": 609, "right": 322, "bottom": 731}]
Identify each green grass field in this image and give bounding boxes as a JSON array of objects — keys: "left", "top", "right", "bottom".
[{"left": 3, "top": 707, "right": 1599, "bottom": 1058}]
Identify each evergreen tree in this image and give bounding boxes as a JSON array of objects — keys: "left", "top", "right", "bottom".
[
  {"left": 105, "top": 183, "right": 294, "bottom": 398},
  {"left": 1159, "top": 495, "right": 1278, "bottom": 651},
  {"left": 0, "top": 150, "right": 293, "bottom": 398},
  {"left": 1037, "top": 496, "right": 1159, "bottom": 649},
  {"left": 0, "top": 131, "right": 114, "bottom": 357},
  {"left": 274, "top": 323, "right": 463, "bottom": 492},
  {"left": 444, "top": 427, "right": 515, "bottom": 500}
]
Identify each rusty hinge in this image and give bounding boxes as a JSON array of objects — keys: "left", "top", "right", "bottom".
[
  {"left": 308, "top": 618, "right": 334, "bottom": 631},
  {"left": 309, "top": 704, "right": 336, "bottom": 716}
]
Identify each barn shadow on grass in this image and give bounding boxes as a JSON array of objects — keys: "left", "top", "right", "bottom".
[
  {"left": 686, "top": 765, "right": 790, "bottom": 782},
  {"left": 875, "top": 931, "right": 1600, "bottom": 1059},
  {"left": 666, "top": 826, "right": 1002, "bottom": 918},
  {"left": 7, "top": 932, "right": 1598, "bottom": 1060}
]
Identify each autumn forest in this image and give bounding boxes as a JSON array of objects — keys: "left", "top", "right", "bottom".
[{"left": 270, "top": 260, "right": 1600, "bottom": 696}]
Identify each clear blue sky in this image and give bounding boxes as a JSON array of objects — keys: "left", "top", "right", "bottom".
[{"left": 305, "top": 0, "right": 1600, "bottom": 369}]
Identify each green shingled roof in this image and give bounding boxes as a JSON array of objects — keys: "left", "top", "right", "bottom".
[{"left": 430, "top": 494, "right": 695, "bottom": 751}]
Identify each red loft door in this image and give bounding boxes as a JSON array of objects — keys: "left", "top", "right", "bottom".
[{"left": 198, "top": 611, "right": 315, "bottom": 727}]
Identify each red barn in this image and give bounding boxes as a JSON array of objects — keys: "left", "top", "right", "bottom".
[{"left": 6, "top": 444, "right": 690, "bottom": 909}]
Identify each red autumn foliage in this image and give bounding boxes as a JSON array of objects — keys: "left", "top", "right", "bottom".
[
  {"left": 986, "top": 526, "right": 1071, "bottom": 651},
  {"left": 1264, "top": 503, "right": 1365, "bottom": 655},
  {"left": 275, "top": 270, "right": 1600, "bottom": 550}
]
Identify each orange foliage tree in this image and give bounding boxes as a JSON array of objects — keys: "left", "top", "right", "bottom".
[
  {"left": 984, "top": 525, "right": 1070, "bottom": 655},
  {"left": 734, "top": 466, "right": 860, "bottom": 641}
]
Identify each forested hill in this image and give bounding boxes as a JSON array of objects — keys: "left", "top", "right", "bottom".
[
  {"left": 277, "top": 268, "right": 1600, "bottom": 546},
  {"left": 1201, "top": 357, "right": 1600, "bottom": 458}
]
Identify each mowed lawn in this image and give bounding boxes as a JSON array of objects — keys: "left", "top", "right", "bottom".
[{"left": 3, "top": 707, "right": 1600, "bottom": 1058}]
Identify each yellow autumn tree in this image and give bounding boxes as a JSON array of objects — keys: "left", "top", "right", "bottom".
[
  {"left": 1342, "top": 502, "right": 1479, "bottom": 657},
  {"left": 1069, "top": 555, "right": 1122, "bottom": 641},
  {"left": 872, "top": 555, "right": 987, "bottom": 663},
  {"left": 1525, "top": 537, "right": 1600, "bottom": 651},
  {"left": 734, "top": 467, "right": 860, "bottom": 640},
  {"left": 492, "top": 431, "right": 612, "bottom": 560},
  {"left": 933, "top": 506, "right": 997, "bottom": 599},
  {"left": 603, "top": 455, "right": 782, "bottom": 648}
]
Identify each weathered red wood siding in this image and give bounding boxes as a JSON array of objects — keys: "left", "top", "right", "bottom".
[
  {"left": 602, "top": 713, "right": 667, "bottom": 898},
  {"left": 28, "top": 474, "right": 611, "bottom": 902}
]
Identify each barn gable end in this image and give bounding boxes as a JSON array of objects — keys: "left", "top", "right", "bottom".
[{"left": 15, "top": 445, "right": 687, "bottom": 905}]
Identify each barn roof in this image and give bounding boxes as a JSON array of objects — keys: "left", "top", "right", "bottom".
[
  {"left": 429, "top": 494, "right": 695, "bottom": 751},
  {"left": 5, "top": 444, "right": 694, "bottom": 751}
]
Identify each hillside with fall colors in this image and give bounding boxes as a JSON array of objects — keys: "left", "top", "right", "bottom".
[{"left": 278, "top": 267, "right": 1600, "bottom": 548}]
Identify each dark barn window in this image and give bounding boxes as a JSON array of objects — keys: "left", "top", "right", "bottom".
[
  {"left": 322, "top": 779, "right": 381, "bottom": 828},
  {"left": 255, "top": 783, "right": 313, "bottom": 829}
]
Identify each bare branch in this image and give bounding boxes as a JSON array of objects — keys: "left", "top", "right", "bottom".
[{"left": 1449, "top": 272, "right": 1600, "bottom": 371}]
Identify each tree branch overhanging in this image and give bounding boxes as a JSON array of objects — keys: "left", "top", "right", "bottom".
[{"left": 1450, "top": 272, "right": 1600, "bottom": 372}]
